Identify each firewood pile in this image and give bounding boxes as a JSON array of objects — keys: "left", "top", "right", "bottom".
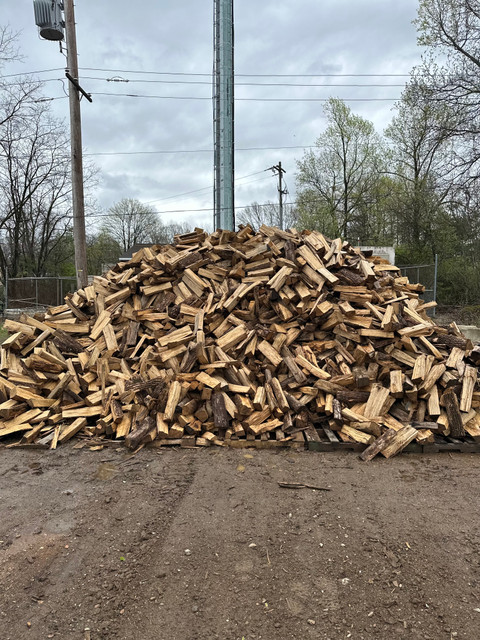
[{"left": 0, "top": 225, "right": 479, "bottom": 460}]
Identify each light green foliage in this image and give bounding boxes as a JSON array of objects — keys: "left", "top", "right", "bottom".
[
  {"left": 0, "top": 324, "right": 8, "bottom": 344},
  {"left": 295, "top": 98, "right": 387, "bottom": 242},
  {"left": 86, "top": 231, "right": 122, "bottom": 275}
]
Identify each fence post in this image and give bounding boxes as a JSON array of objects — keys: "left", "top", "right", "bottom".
[
  {"left": 4, "top": 269, "right": 8, "bottom": 313},
  {"left": 433, "top": 254, "right": 438, "bottom": 317}
]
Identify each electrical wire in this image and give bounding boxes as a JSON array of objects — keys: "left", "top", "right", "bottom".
[
  {"left": 13, "top": 145, "right": 315, "bottom": 160},
  {"left": 80, "top": 75, "right": 406, "bottom": 88},
  {"left": 141, "top": 169, "right": 269, "bottom": 205},
  {"left": 0, "top": 67, "right": 64, "bottom": 79},
  {"left": 80, "top": 66, "right": 413, "bottom": 78},
  {"left": 1, "top": 67, "right": 416, "bottom": 81},
  {"left": 85, "top": 200, "right": 277, "bottom": 219},
  {"left": 6, "top": 76, "right": 407, "bottom": 89},
  {"left": 83, "top": 145, "right": 316, "bottom": 157},
  {"left": 90, "top": 91, "right": 400, "bottom": 102}
]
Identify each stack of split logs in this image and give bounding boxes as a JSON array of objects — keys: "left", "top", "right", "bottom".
[{"left": 0, "top": 225, "right": 479, "bottom": 460}]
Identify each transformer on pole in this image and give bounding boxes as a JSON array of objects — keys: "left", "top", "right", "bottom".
[
  {"left": 213, "top": 0, "right": 235, "bottom": 231},
  {"left": 33, "top": 0, "right": 65, "bottom": 41}
]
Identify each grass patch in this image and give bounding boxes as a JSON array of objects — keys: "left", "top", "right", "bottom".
[
  {"left": 459, "top": 305, "right": 480, "bottom": 326},
  {"left": 0, "top": 324, "right": 9, "bottom": 344}
]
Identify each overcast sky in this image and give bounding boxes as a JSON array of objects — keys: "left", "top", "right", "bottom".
[{"left": 2, "top": 0, "right": 423, "bottom": 231}]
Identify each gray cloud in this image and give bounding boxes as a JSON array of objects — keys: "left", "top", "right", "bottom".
[{"left": 3, "top": 0, "right": 422, "bottom": 230}]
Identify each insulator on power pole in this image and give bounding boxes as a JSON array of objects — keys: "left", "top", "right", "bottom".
[{"left": 34, "top": 0, "right": 65, "bottom": 41}]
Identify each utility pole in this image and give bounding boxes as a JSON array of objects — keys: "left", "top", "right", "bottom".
[
  {"left": 269, "top": 162, "right": 287, "bottom": 230},
  {"left": 213, "top": 0, "right": 235, "bottom": 231},
  {"left": 64, "top": 0, "right": 88, "bottom": 289},
  {"left": 34, "top": 0, "right": 90, "bottom": 288}
]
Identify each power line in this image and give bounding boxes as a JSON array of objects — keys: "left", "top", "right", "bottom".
[
  {"left": 13, "top": 145, "right": 315, "bottom": 161},
  {"left": 30, "top": 97, "right": 68, "bottom": 104},
  {"left": 7, "top": 76, "right": 407, "bottom": 89},
  {"left": 84, "top": 145, "right": 315, "bottom": 157},
  {"left": 235, "top": 174, "right": 274, "bottom": 188},
  {"left": 80, "top": 66, "right": 413, "bottom": 78},
  {"left": 91, "top": 91, "right": 400, "bottom": 102},
  {"left": 1, "top": 67, "right": 416, "bottom": 80},
  {"left": 141, "top": 170, "right": 269, "bottom": 205},
  {"left": 85, "top": 199, "right": 285, "bottom": 220},
  {"left": 0, "top": 67, "right": 64, "bottom": 78},
  {"left": 80, "top": 75, "right": 406, "bottom": 88}
]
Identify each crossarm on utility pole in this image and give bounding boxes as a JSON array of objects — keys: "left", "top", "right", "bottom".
[{"left": 65, "top": 72, "right": 93, "bottom": 103}]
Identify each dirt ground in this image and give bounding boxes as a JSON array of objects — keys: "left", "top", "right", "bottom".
[{"left": 1, "top": 446, "right": 480, "bottom": 640}]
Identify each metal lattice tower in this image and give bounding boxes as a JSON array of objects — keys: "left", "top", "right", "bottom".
[{"left": 213, "top": 0, "right": 235, "bottom": 231}]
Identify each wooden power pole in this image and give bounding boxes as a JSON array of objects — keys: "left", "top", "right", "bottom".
[
  {"left": 64, "top": 0, "right": 88, "bottom": 288},
  {"left": 269, "top": 162, "right": 287, "bottom": 230}
]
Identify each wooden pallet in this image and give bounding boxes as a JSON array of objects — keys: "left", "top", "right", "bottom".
[
  {"left": 422, "top": 434, "right": 480, "bottom": 454},
  {"left": 224, "top": 439, "right": 305, "bottom": 450},
  {"left": 306, "top": 429, "right": 480, "bottom": 455}
]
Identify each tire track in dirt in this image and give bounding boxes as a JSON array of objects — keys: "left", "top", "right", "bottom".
[{"left": 0, "top": 447, "right": 198, "bottom": 640}]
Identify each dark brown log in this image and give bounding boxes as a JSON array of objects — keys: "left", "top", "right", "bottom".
[
  {"left": 411, "top": 421, "right": 440, "bottom": 431},
  {"left": 125, "top": 416, "right": 155, "bottom": 450},
  {"left": 434, "top": 334, "right": 472, "bottom": 351},
  {"left": 284, "top": 240, "right": 297, "bottom": 264},
  {"left": 122, "top": 377, "right": 165, "bottom": 399},
  {"left": 125, "top": 322, "right": 140, "bottom": 346},
  {"left": 285, "top": 392, "right": 305, "bottom": 413},
  {"left": 336, "top": 390, "right": 370, "bottom": 405},
  {"left": 212, "top": 391, "right": 230, "bottom": 430},
  {"left": 53, "top": 329, "right": 85, "bottom": 354},
  {"left": 443, "top": 388, "right": 465, "bottom": 437},
  {"left": 336, "top": 268, "right": 365, "bottom": 286}
]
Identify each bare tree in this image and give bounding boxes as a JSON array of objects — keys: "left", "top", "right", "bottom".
[
  {"left": 100, "top": 199, "right": 162, "bottom": 251},
  {"left": 151, "top": 221, "right": 191, "bottom": 245},
  {"left": 0, "top": 102, "right": 77, "bottom": 276},
  {"left": 414, "top": 0, "right": 480, "bottom": 177},
  {"left": 383, "top": 84, "right": 459, "bottom": 252},
  {"left": 237, "top": 201, "right": 297, "bottom": 230},
  {"left": 0, "top": 27, "right": 40, "bottom": 129},
  {"left": 0, "top": 28, "right": 101, "bottom": 278}
]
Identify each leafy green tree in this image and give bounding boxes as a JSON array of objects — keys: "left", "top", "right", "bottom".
[
  {"left": 86, "top": 231, "right": 122, "bottom": 275},
  {"left": 295, "top": 98, "right": 387, "bottom": 241},
  {"left": 43, "top": 233, "right": 76, "bottom": 277}
]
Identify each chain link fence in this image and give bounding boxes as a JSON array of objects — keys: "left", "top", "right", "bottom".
[
  {"left": 398, "top": 255, "right": 438, "bottom": 316},
  {"left": 5, "top": 276, "right": 78, "bottom": 312}
]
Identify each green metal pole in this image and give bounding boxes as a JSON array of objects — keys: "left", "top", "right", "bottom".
[{"left": 215, "top": 0, "right": 235, "bottom": 231}]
